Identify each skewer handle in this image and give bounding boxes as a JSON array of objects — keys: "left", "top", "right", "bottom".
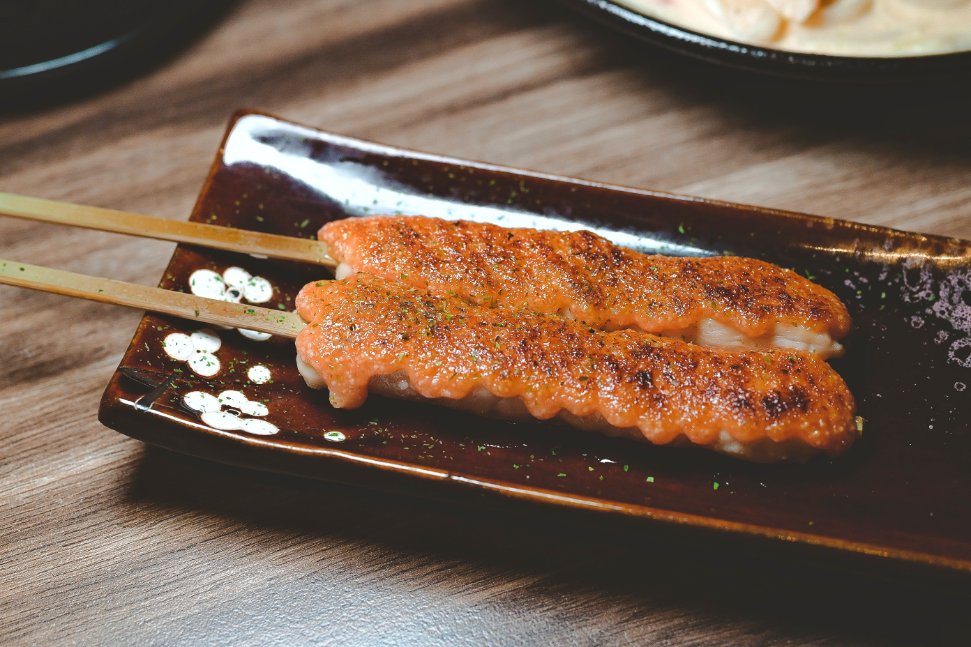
[
  {"left": 0, "top": 192, "right": 335, "bottom": 268},
  {"left": 0, "top": 259, "right": 305, "bottom": 339}
]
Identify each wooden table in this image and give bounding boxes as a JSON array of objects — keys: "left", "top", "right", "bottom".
[{"left": 2, "top": 1, "right": 969, "bottom": 644}]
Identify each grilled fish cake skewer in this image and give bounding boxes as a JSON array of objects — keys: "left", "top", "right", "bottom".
[
  {"left": 295, "top": 274, "right": 858, "bottom": 462},
  {"left": 320, "top": 217, "right": 851, "bottom": 358}
]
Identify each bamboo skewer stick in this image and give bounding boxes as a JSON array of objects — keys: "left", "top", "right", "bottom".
[
  {"left": 0, "top": 259, "right": 306, "bottom": 338},
  {"left": 0, "top": 192, "right": 336, "bottom": 268}
]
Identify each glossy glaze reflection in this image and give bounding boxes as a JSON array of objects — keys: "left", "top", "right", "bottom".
[{"left": 100, "top": 111, "right": 971, "bottom": 571}]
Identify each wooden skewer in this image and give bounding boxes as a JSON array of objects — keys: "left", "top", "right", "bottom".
[
  {"left": 0, "top": 192, "right": 336, "bottom": 268},
  {"left": 0, "top": 259, "right": 306, "bottom": 339}
]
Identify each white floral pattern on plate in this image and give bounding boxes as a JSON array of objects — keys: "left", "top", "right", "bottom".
[
  {"left": 162, "top": 329, "right": 223, "bottom": 377},
  {"left": 182, "top": 389, "right": 279, "bottom": 435},
  {"left": 247, "top": 364, "right": 272, "bottom": 384},
  {"left": 189, "top": 266, "right": 275, "bottom": 341}
]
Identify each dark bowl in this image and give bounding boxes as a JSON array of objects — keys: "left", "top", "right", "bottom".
[
  {"left": 0, "top": 0, "right": 235, "bottom": 110},
  {"left": 558, "top": 0, "right": 971, "bottom": 82}
]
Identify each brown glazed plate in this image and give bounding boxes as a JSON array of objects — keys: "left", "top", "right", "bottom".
[{"left": 99, "top": 111, "right": 971, "bottom": 572}]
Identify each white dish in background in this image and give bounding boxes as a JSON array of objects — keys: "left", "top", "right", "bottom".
[{"left": 614, "top": 0, "right": 971, "bottom": 57}]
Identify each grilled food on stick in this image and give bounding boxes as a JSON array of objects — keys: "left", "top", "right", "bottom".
[
  {"left": 295, "top": 274, "right": 857, "bottom": 462},
  {"left": 320, "top": 216, "right": 850, "bottom": 359}
]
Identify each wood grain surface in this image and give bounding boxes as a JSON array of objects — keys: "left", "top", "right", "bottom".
[{"left": 1, "top": 1, "right": 969, "bottom": 645}]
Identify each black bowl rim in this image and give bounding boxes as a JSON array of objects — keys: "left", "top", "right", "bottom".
[{"left": 561, "top": 0, "right": 971, "bottom": 82}]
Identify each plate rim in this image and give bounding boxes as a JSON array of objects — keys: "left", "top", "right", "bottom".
[{"left": 229, "top": 109, "right": 971, "bottom": 252}]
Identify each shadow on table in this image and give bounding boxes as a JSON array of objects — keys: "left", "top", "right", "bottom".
[{"left": 128, "top": 446, "right": 969, "bottom": 646}]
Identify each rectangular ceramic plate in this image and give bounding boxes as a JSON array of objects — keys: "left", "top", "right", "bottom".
[{"left": 99, "top": 111, "right": 971, "bottom": 572}]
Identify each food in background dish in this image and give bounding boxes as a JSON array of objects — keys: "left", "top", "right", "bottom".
[
  {"left": 294, "top": 274, "right": 859, "bottom": 462},
  {"left": 320, "top": 216, "right": 851, "bottom": 358},
  {"left": 616, "top": 0, "right": 971, "bottom": 56}
]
